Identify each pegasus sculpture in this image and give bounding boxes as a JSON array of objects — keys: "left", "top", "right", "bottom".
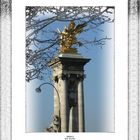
[{"left": 58, "top": 21, "right": 87, "bottom": 54}]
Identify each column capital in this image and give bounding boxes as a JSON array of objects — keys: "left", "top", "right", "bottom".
[
  {"left": 54, "top": 73, "right": 86, "bottom": 81},
  {"left": 53, "top": 74, "right": 68, "bottom": 81},
  {"left": 77, "top": 74, "right": 86, "bottom": 81},
  {"left": 61, "top": 74, "right": 69, "bottom": 80}
]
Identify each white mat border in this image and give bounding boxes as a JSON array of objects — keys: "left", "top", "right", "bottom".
[{"left": 0, "top": 0, "right": 139, "bottom": 140}]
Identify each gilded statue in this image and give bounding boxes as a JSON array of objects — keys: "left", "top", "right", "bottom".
[{"left": 58, "top": 21, "right": 87, "bottom": 54}]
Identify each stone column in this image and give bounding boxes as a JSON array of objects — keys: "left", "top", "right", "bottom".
[
  {"left": 68, "top": 107, "right": 73, "bottom": 132},
  {"left": 53, "top": 76, "right": 59, "bottom": 117},
  {"left": 60, "top": 74, "right": 68, "bottom": 132},
  {"left": 48, "top": 55, "right": 90, "bottom": 132},
  {"left": 78, "top": 75, "right": 85, "bottom": 132}
]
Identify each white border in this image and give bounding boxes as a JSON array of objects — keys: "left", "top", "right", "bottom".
[
  {"left": 12, "top": 0, "right": 128, "bottom": 140},
  {"left": 128, "top": 0, "right": 140, "bottom": 140},
  {"left": 0, "top": 1, "right": 12, "bottom": 140},
  {"left": 0, "top": 0, "right": 139, "bottom": 140}
]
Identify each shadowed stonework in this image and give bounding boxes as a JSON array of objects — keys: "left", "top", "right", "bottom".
[{"left": 47, "top": 53, "right": 90, "bottom": 132}]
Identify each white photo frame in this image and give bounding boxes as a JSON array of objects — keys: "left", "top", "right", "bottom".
[{"left": 0, "top": 0, "right": 139, "bottom": 140}]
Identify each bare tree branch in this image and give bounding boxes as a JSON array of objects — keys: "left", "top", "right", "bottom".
[{"left": 26, "top": 6, "right": 114, "bottom": 82}]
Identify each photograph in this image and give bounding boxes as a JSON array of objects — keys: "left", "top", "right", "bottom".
[
  {"left": 0, "top": 0, "right": 139, "bottom": 140},
  {"left": 26, "top": 6, "right": 114, "bottom": 132}
]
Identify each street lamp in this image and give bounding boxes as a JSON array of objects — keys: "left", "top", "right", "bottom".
[{"left": 35, "top": 82, "right": 61, "bottom": 132}]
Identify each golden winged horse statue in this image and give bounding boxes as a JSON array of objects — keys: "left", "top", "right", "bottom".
[{"left": 58, "top": 21, "right": 87, "bottom": 54}]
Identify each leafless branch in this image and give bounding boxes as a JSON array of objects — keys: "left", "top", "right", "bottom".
[{"left": 26, "top": 6, "right": 114, "bottom": 82}]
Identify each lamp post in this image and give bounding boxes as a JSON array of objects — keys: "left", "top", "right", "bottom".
[{"left": 35, "top": 82, "right": 61, "bottom": 132}]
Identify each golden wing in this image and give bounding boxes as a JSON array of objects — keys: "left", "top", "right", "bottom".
[
  {"left": 74, "top": 23, "right": 87, "bottom": 35},
  {"left": 68, "top": 21, "right": 76, "bottom": 30}
]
